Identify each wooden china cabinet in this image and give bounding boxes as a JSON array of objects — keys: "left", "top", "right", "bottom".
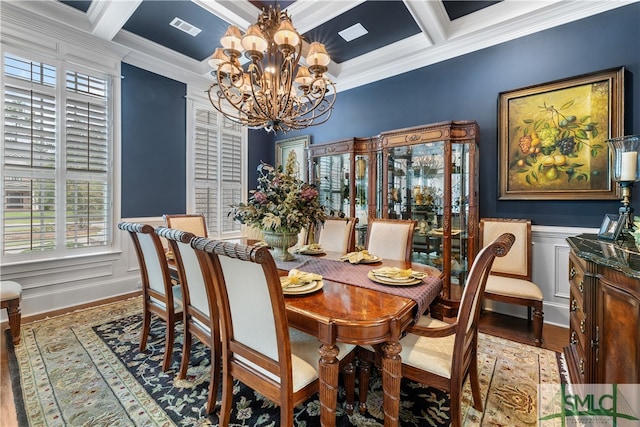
[
  {"left": 307, "top": 120, "right": 480, "bottom": 315},
  {"left": 308, "top": 137, "right": 374, "bottom": 246},
  {"left": 376, "top": 121, "right": 480, "bottom": 314}
]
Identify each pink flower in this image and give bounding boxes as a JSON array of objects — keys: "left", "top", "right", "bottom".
[
  {"left": 300, "top": 187, "right": 318, "bottom": 202},
  {"left": 254, "top": 191, "right": 268, "bottom": 204}
]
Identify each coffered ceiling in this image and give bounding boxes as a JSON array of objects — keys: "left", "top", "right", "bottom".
[{"left": 6, "top": 0, "right": 636, "bottom": 92}]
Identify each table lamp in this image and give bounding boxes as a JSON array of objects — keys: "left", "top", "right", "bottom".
[{"left": 607, "top": 134, "right": 640, "bottom": 235}]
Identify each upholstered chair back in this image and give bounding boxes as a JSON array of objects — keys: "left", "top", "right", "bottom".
[
  {"left": 480, "top": 218, "right": 530, "bottom": 279},
  {"left": 164, "top": 213, "right": 208, "bottom": 237},
  {"left": 366, "top": 218, "right": 416, "bottom": 262},
  {"left": 317, "top": 217, "right": 358, "bottom": 254}
]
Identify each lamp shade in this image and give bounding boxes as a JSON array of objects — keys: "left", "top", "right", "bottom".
[
  {"left": 274, "top": 19, "right": 300, "bottom": 48},
  {"left": 306, "top": 42, "right": 330, "bottom": 67},
  {"left": 607, "top": 135, "right": 640, "bottom": 182},
  {"left": 241, "top": 24, "right": 268, "bottom": 53},
  {"left": 221, "top": 26, "right": 243, "bottom": 52}
]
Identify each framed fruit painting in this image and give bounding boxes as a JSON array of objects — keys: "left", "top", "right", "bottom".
[{"left": 498, "top": 67, "right": 625, "bottom": 200}]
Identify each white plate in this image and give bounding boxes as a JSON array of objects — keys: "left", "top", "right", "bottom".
[
  {"left": 367, "top": 271, "right": 422, "bottom": 286},
  {"left": 281, "top": 279, "right": 324, "bottom": 295}
]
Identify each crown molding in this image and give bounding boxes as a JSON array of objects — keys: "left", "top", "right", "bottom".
[{"left": 336, "top": 0, "right": 637, "bottom": 92}]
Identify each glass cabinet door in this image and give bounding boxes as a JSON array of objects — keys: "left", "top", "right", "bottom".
[
  {"left": 313, "top": 152, "right": 350, "bottom": 217},
  {"left": 378, "top": 121, "right": 479, "bottom": 313}
]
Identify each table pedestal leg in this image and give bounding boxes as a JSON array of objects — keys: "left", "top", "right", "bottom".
[
  {"left": 381, "top": 341, "right": 402, "bottom": 427},
  {"left": 319, "top": 344, "right": 339, "bottom": 427}
]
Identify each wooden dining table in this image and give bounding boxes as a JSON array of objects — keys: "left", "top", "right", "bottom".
[
  {"left": 273, "top": 250, "right": 443, "bottom": 427},
  {"left": 168, "top": 242, "right": 443, "bottom": 427}
]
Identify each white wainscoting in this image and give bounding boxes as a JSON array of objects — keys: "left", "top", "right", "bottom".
[
  {"left": 2, "top": 221, "right": 595, "bottom": 328},
  {"left": 0, "top": 217, "right": 165, "bottom": 322},
  {"left": 483, "top": 225, "right": 596, "bottom": 328}
]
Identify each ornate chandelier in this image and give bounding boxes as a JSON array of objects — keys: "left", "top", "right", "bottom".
[{"left": 207, "top": 5, "right": 336, "bottom": 133}]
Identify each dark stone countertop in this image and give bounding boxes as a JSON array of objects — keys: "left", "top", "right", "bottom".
[{"left": 567, "top": 234, "right": 640, "bottom": 280}]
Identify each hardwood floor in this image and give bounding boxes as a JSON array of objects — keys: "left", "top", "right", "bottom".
[{"left": 0, "top": 302, "right": 568, "bottom": 427}]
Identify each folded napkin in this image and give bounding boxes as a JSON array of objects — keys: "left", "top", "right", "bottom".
[
  {"left": 340, "top": 250, "right": 376, "bottom": 264},
  {"left": 281, "top": 269, "right": 323, "bottom": 289},
  {"left": 293, "top": 243, "right": 323, "bottom": 253},
  {"left": 371, "top": 267, "right": 426, "bottom": 280},
  {"left": 253, "top": 240, "right": 269, "bottom": 247}
]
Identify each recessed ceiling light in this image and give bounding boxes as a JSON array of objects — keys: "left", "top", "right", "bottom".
[
  {"left": 170, "top": 17, "right": 202, "bottom": 37},
  {"left": 338, "top": 23, "right": 368, "bottom": 42}
]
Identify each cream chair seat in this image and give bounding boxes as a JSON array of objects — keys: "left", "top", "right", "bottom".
[
  {"left": 366, "top": 218, "right": 416, "bottom": 262},
  {"left": 317, "top": 216, "right": 358, "bottom": 254},
  {"left": 480, "top": 218, "right": 544, "bottom": 347}
]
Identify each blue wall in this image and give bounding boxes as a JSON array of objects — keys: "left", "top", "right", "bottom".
[
  {"left": 121, "top": 63, "right": 186, "bottom": 217},
  {"left": 277, "top": 4, "right": 640, "bottom": 228}
]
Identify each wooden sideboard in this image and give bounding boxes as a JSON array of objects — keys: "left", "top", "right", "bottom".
[{"left": 566, "top": 234, "right": 640, "bottom": 384}]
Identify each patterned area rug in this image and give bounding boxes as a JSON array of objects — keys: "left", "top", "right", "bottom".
[{"left": 8, "top": 297, "right": 563, "bottom": 426}]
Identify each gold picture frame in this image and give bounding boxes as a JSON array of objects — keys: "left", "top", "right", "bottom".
[
  {"left": 498, "top": 67, "right": 625, "bottom": 200},
  {"left": 276, "top": 135, "right": 310, "bottom": 182}
]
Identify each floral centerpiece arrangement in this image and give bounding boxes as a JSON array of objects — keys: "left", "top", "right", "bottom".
[{"left": 229, "top": 152, "right": 325, "bottom": 260}]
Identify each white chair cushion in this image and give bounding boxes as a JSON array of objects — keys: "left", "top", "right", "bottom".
[
  {"left": 485, "top": 275, "right": 543, "bottom": 300},
  {"left": 362, "top": 315, "right": 454, "bottom": 379},
  {"left": 1, "top": 281, "right": 22, "bottom": 300}
]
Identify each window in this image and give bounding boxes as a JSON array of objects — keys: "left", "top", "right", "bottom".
[
  {"left": 2, "top": 52, "right": 112, "bottom": 259},
  {"left": 192, "top": 106, "right": 243, "bottom": 237}
]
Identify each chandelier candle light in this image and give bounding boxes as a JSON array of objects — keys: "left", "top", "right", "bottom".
[
  {"left": 607, "top": 135, "right": 640, "bottom": 234},
  {"left": 207, "top": 5, "right": 336, "bottom": 133}
]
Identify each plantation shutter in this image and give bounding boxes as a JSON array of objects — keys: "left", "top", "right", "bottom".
[
  {"left": 220, "top": 117, "right": 242, "bottom": 234},
  {"left": 194, "top": 109, "right": 219, "bottom": 235},
  {"left": 3, "top": 55, "right": 57, "bottom": 253},
  {"left": 65, "top": 70, "right": 110, "bottom": 248},
  {"left": 193, "top": 108, "right": 243, "bottom": 237},
  {"left": 2, "top": 53, "right": 112, "bottom": 257}
]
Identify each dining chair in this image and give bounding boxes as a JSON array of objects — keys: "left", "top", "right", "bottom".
[
  {"left": 163, "top": 213, "right": 208, "bottom": 237},
  {"left": 317, "top": 216, "right": 358, "bottom": 254},
  {"left": 365, "top": 218, "right": 416, "bottom": 262},
  {"left": 1, "top": 281, "right": 23, "bottom": 345},
  {"left": 155, "top": 226, "right": 221, "bottom": 413},
  {"left": 190, "top": 238, "right": 357, "bottom": 426},
  {"left": 118, "top": 222, "right": 183, "bottom": 372},
  {"left": 479, "top": 218, "right": 544, "bottom": 346},
  {"left": 357, "top": 232, "right": 515, "bottom": 426}
]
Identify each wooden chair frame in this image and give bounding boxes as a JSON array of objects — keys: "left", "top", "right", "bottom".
[
  {"left": 118, "top": 222, "right": 182, "bottom": 371},
  {"left": 357, "top": 233, "right": 515, "bottom": 426},
  {"left": 155, "top": 226, "right": 221, "bottom": 413}
]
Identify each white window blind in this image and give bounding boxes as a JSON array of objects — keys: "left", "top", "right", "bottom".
[
  {"left": 193, "top": 107, "right": 243, "bottom": 237},
  {"left": 2, "top": 52, "right": 112, "bottom": 258}
]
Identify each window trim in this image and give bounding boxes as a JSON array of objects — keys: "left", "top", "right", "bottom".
[{"left": 1, "top": 45, "right": 120, "bottom": 265}]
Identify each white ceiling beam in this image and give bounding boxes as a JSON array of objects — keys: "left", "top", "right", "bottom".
[
  {"left": 88, "top": 0, "right": 143, "bottom": 41},
  {"left": 404, "top": 0, "right": 448, "bottom": 45}
]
